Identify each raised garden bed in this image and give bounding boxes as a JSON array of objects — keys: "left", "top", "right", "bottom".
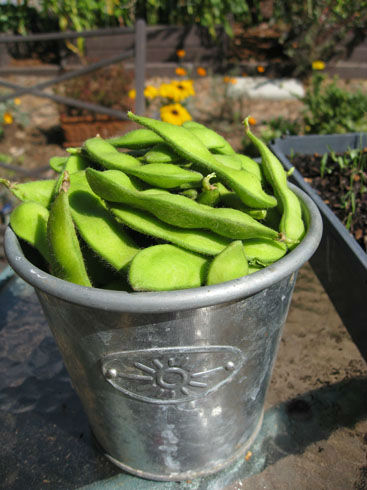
[{"left": 270, "top": 133, "right": 367, "bottom": 361}]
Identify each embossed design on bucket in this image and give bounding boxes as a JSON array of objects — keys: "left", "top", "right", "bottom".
[{"left": 101, "top": 346, "right": 245, "bottom": 404}]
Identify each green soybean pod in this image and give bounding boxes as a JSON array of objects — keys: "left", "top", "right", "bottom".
[
  {"left": 243, "top": 117, "right": 305, "bottom": 247},
  {"left": 236, "top": 154, "right": 263, "bottom": 182},
  {"left": 49, "top": 156, "right": 68, "bottom": 172},
  {"left": 127, "top": 162, "right": 203, "bottom": 189},
  {"left": 108, "top": 203, "right": 231, "bottom": 256},
  {"left": 10, "top": 201, "right": 51, "bottom": 263},
  {"left": 0, "top": 178, "right": 56, "bottom": 208},
  {"left": 213, "top": 154, "right": 242, "bottom": 170},
  {"left": 243, "top": 238, "right": 287, "bottom": 265},
  {"left": 47, "top": 174, "right": 92, "bottom": 287},
  {"left": 206, "top": 241, "right": 249, "bottom": 286},
  {"left": 143, "top": 142, "right": 181, "bottom": 163},
  {"left": 129, "top": 244, "right": 208, "bottom": 291},
  {"left": 216, "top": 182, "right": 267, "bottom": 220},
  {"left": 68, "top": 171, "right": 139, "bottom": 271},
  {"left": 248, "top": 264, "right": 264, "bottom": 274},
  {"left": 86, "top": 168, "right": 279, "bottom": 241},
  {"left": 127, "top": 112, "right": 277, "bottom": 209},
  {"left": 183, "top": 121, "right": 236, "bottom": 155},
  {"left": 107, "top": 128, "right": 164, "bottom": 148},
  {"left": 84, "top": 136, "right": 142, "bottom": 170}
]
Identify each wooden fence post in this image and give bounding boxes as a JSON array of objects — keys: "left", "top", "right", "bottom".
[{"left": 135, "top": 19, "right": 146, "bottom": 115}]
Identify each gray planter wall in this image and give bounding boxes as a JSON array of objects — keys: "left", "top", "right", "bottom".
[{"left": 270, "top": 133, "right": 367, "bottom": 361}]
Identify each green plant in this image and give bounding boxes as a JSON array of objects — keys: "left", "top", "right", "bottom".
[
  {"left": 0, "top": 97, "right": 30, "bottom": 138},
  {"left": 320, "top": 145, "right": 367, "bottom": 230},
  {"left": 274, "top": 0, "right": 367, "bottom": 77},
  {"left": 54, "top": 64, "right": 133, "bottom": 117},
  {"left": 301, "top": 73, "right": 367, "bottom": 134}
]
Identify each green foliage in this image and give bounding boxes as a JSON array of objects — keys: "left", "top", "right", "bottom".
[
  {"left": 301, "top": 74, "right": 367, "bottom": 134},
  {"left": 0, "top": 97, "right": 30, "bottom": 139},
  {"left": 133, "top": 0, "right": 252, "bottom": 37},
  {"left": 273, "top": 0, "right": 367, "bottom": 76}
]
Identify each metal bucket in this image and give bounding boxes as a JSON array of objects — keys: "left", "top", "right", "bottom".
[{"left": 4, "top": 185, "right": 322, "bottom": 481}]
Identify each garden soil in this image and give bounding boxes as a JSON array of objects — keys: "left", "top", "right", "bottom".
[{"left": 0, "top": 74, "right": 366, "bottom": 489}]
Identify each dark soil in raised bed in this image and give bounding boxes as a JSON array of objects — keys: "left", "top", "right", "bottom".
[{"left": 291, "top": 151, "right": 367, "bottom": 252}]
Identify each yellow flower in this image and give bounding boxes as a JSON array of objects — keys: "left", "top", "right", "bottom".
[
  {"left": 176, "top": 49, "right": 186, "bottom": 58},
  {"left": 144, "top": 85, "right": 158, "bottom": 99},
  {"left": 312, "top": 60, "right": 325, "bottom": 70},
  {"left": 196, "top": 67, "right": 207, "bottom": 77},
  {"left": 159, "top": 82, "right": 179, "bottom": 100},
  {"left": 128, "top": 89, "right": 136, "bottom": 99},
  {"left": 257, "top": 66, "right": 265, "bottom": 73},
  {"left": 160, "top": 80, "right": 195, "bottom": 102},
  {"left": 160, "top": 103, "right": 192, "bottom": 125},
  {"left": 13, "top": 98, "right": 21, "bottom": 105},
  {"left": 3, "top": 112, "right": 13, "bottom": 124},
  {"left": 175, "top": 67, "right": 187, "bottom": 76}
]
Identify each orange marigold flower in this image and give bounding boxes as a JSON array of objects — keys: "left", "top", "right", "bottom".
[
  {"left": 196, "top": 67, "right": 207, "bottom": 77},
  {"left": 248, "top": 116, "right": 257, "bottom": 125},
  {"left": 128, "top": 89, "right": 136, "bottom": 99},
  {"left": 257, "top": 66, "right": 265, "bottom": 73},
  {"left": 224, "top": 76, "right": 236, "bottom": 84},
  {"left": 242, "top": 72, "right": 248, "bottom": 77},
  {"left": 176, "top": 49, "right": 186, "bottom": 58},
  {"left": 13, "top": 98, "right": 21, "bottom": 105},
  {"left": 3, "top": 112, "right": 13, "bottom": 124},
  {"left": 175, "top": 67, "right": 187, "bottom": 76}
]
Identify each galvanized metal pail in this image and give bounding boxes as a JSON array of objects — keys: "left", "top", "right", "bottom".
[{"left": 4, "top": 185, "right": 322, "bottom": 481}]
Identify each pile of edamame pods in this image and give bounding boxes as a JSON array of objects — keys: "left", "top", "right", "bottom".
[{"left": 2, "top": 113, "right": 306, "bottom": 291}]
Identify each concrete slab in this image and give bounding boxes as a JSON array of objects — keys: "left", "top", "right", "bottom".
[{"left": 227, "top": 77, "right": 305, "bottom": 100}]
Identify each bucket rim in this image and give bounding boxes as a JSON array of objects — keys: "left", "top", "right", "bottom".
[{"left": 4, "top": 184, "right": 322, "bottom": 313}]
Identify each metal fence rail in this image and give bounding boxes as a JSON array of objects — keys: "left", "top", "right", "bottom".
[{"left": 0, "top": 20, "right": 146, "bottom": 117}]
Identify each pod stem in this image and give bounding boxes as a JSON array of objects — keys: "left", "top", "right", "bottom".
[
  {"left": 60, "top": 171, "right": 70, "bottom": 193},
  {"left": 202, "top": 172, "right": 217, "bottom": 191}
]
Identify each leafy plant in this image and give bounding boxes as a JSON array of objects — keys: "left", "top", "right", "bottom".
[
  {"left": 273, "top": 0, "right": 367, "bottom": 77},
  {"left": 0, "top": 97, "right": 30, "bottom": 138},
  {"left": 320, "top": 145, "right": 367, "bottom": 231},
  {"left": 54, "top": 64, "right": 134, "bottom": 117},
  {"left": 301, "top": 73, "right": 367, "bottom": 134}
]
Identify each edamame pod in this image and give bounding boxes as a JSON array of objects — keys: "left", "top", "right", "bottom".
[
  {"left": 108, "top": 203, "right": 231, "bottom": 255},
  {"left": 236, "top": 154, "right": 263, "bottom": 182},
  {"left": 107, "top": 128, "right": 164, "bottom": 148},
  {"left": 129, "top": 244, "right": 208, "bottom": 291},
  {"left": 243, "top": 238, "right": 287, "bottom": 265},
  {"left": 1, "top": 178, "right": 56, "bottom": 208},
  {"left": 68, "top": 171, "right": 139, "bottom": 271},
  {"left": 206, "top": 241, "right": 248, "bottom": 285},
  {"left": 143, "top": 143, "right": 181, "bottom": 163},
  {"left": 183, "top": 121, "right": 236, "bottom": 155},
  {"left": 84, "top": 136, "right": 203, "bottom": 189},
  {"left": 86, "top": 168, "right": 279, "bottom": 241},
  {"left": 49, "top": 156, "right": 68, "bottom": 172},
  {"left": 10, "top": 201, "right": 51, "bottom": 263},
  {"left": 127, "top": 112, "right": 277, "bottom": 209},
  {"left": 243, "top": 117, "right": 305, "bottom": 247},
  {"left": 47, "top": 173, "right": 92, "bottom": 287},
  {"left": 84, "top": 136, "right": 141, "bottom": 169},
  {"left": 213, "top": 154, "right": 242, "bottom": 170},
  {"left": 216, "top": 182, "right": 267, "bottom": 220}
]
